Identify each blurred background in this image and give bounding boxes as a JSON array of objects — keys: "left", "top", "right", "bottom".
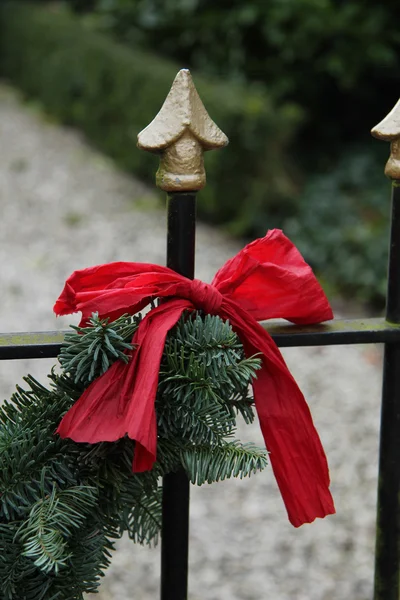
[
  {"left": 0, "top": 1, "right": 397, "bottom": 599},
  {"left": 2, "top": 0, "right": 400, "bottom": 307}
]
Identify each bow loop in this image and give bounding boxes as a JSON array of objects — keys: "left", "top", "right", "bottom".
[
  {"left": 54, "top": 229, "right": 335, "bottom": 527},
  {"left": 189, "top": 279, "right": 223, "bottom": 314}
]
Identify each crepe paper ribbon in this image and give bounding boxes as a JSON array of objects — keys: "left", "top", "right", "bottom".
[{"left": 54, "top": 229, "right": 335, "bottom": 527}]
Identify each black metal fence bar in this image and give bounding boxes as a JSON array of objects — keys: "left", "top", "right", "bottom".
[
  {"left": 161, "top": 192, "right": 197, "bottom": 600},
  {"left": 1, "top": 317, "right": 400, "bottom": 360},
  {"left": 265, "top": 317, "right": 400, "bottom": 347},
  {"left": 1, "top": 70, "right": 399, "bottom": 600},
  {"left": 373, "top": 182, "right": 400, "bottom": 600}
]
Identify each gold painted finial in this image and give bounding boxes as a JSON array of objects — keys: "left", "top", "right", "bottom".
[
  {"left": 371, "top": 99, "right": 400, "bottom": 179},
  {"left": 137, "top": 69, "right": 228, "bottom": 192}
]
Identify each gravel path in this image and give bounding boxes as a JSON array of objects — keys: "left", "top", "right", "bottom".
[{"left": 0, "top": 84, "right": 383, "bottom": 600}]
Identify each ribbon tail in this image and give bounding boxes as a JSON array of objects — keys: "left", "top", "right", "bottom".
[
  {"left": 56, "top": 352, "right": 141, "bottom": 443},
  {"left": 221, "top": 298, "right": 335, "bottom": 527},
  {"left": 125, "top": 301, "right": 190, "bottom": 472},
  {"left": 250, "top": 354, "right": 335, "bottom": 526},
  {"left": 57, "top": 299, "right": 190, "bottom": 473}
]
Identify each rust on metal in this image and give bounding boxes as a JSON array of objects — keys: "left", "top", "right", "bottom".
[
  {"left": 371, "top": 99, "right": 400, "bottom": 179},
  {"left": 137, "top": 69, "right": 228, "bottom": 192}
]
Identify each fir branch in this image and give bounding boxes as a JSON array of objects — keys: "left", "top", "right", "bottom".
[
  {"left": 121, "top": 482, "right": 162, "bottom": 546},
  {"left": 155, "top": 438, "right": 182, "bottom": 476},
  {"left": 181, "top": 441, "right": 268, "bottom": 485},
  {"left": 0, "top": 310, "right": 266, "bottom": 598},
  {"left": 157, "top": 313, "right": 261, "bottom": 446},
  {"left": 0, "top": 383, "right": 80, "bottom": 522},
  {"left": 157, "top": 378, "right": 236, "bottom": 445},
  {"left": 58, "top": 312, "right": 138, "bottom": 386},
  {"left": 17, "top": 483, "right": 98, "bottom": 575}
]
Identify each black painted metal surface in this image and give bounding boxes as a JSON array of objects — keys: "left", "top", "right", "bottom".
[
  {"left": 265, "top": 317, "right": 400, "bottom": 347},
  {"left": 374, "top": 183, "right": 400, "bottom": 600},
  {"left": 2, "top": 318, "right": 400, "bottom": 360},
  {"left": 161, "top": 192, "right": 196, "bottom": 600},
  {"left": 0, "top": 191, "right": 398, "bottom": 598},
  {"left": 0, "top": 318, "right": 398, "bottom": 359},
  {"left": 0, "top": 331, "right": 65, "bottom": 359}
]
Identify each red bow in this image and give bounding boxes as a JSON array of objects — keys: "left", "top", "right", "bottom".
[{"left": 54, "top": 230, "right": 335, "bottom": 527}]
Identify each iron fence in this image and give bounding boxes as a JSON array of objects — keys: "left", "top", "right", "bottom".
[{"left": 0, "top": 70, "right": 399, "bottom": 600}]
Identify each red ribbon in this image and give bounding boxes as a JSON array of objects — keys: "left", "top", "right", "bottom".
[{"left": 54, "top": 230, "right": 335, "bottom": 527}]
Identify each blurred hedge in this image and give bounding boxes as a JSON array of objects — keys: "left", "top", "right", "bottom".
[
  {"left": 284, "top": 148, "right": 390, "bottom": 307},
  {"left": 90, "top": 0, "right": 400, "bottom": 170},
  {"left": 0, "top": 2, "right": 394, "bottom": 307},
  {"left": 0, "top": 2, "right": 302, "bottom": 231},
  {"left": 86, "top": 0, "right": 396, "bottom": 308}
]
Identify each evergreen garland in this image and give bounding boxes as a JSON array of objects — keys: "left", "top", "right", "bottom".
[{"left": 0, "top": 311, "right": 266, "bottom": 599}]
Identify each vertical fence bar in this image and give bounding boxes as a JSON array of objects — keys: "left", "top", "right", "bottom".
[
  {"left": 161, "top": 192, "right": 196, "bottom": 600},
  {"left": 137, "top": 69, "right": 228, "bottom": 600},
  {"left": 373, "top": 183, "right": 400, "bottom": 600},
  {"left": 371, "top": 110, "right": 400, "bottom": 600}
]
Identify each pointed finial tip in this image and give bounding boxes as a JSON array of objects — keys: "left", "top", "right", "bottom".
[
  {"left": 137, "top": 69, "right": 228, "bottom": 191},
  {"left": 371, "top": 98, "right": 400, "bottom": 141},
  {"left": 172, "top": 68, "right": 194, "bottom": 90},
  {"left": 371, "top": 98, "right": 400, "bottom": 179},
  {"left": 173, "top": 68, "right": 190, "bottom": 81}
]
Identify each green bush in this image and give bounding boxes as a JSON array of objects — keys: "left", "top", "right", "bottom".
[
  {"left": 91, "top": 0, "right": 400, "bottom": 168},
  {"left": 0, "top": 2, "right": 302, "bottom": 231},
  {"left": 0, "top": 2, "right": 393, "bottom": 306},
  {"left": 74, "top": 0, "right": 398, "bottom": 306},
  {"left": 282, "top": 147, "right": 390, "bottom": 308}
]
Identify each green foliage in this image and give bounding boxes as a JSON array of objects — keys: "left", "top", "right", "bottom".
[
  {"left": 58, "top": 312, "right": 138, "bottom": 385},
  {"left": 181, "top": 441, "right": 267, "bottom": 485},
  {"left": 18, "top": 485, "right": 99, "bottom": 574},
  {"left": 0, "top": 2, "right": 301, "bottom": 232},
  {"left": 0, "top": 311, "right": 265, "bottom": 598},
  {"left": 283, "top": 148, "right": 390, "bottom": 307},
  {"left": 84, "top": 0, "right": 397, "bottom": 305},
  {"left": 157, "top": 314, "right": 260, "bottom": 444},
  {"left": 0, "top": 367, "right": 157, "bottom": 598},
  {"left": 91, "top": 0, "right": 400, "bottom": 163},
  {"left": 0, "top": 3, "right": 393, "bottom": 304}
]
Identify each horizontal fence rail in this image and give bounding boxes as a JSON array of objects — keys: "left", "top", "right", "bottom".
[
  {"left": 1, "top": 317, "right": 400, "bottom": 360},
  {"left": 0, "top": 69, "right": 399, "bottom": 600}
]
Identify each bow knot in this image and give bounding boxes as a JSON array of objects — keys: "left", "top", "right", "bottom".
[
  {"left": 189, "top": 279, "right": 223, "bottom": 314},
  {"left": 54, "top": 229, "right": 335, "bottom": 527}
]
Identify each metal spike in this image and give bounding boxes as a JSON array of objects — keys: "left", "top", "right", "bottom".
[
  {"left": 371, "top": 99, "right": 400, "bottom": 179},
  {"left": 137, "top": 69, "right": 228, "bottom": 192}
]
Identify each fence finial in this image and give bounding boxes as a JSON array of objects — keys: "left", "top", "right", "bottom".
[
  {"left": 137, "top": 69, "right": 228, "bottom": 192},
  {"left": 371, "top": 99, "right": 400, "bottom": 179}
]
